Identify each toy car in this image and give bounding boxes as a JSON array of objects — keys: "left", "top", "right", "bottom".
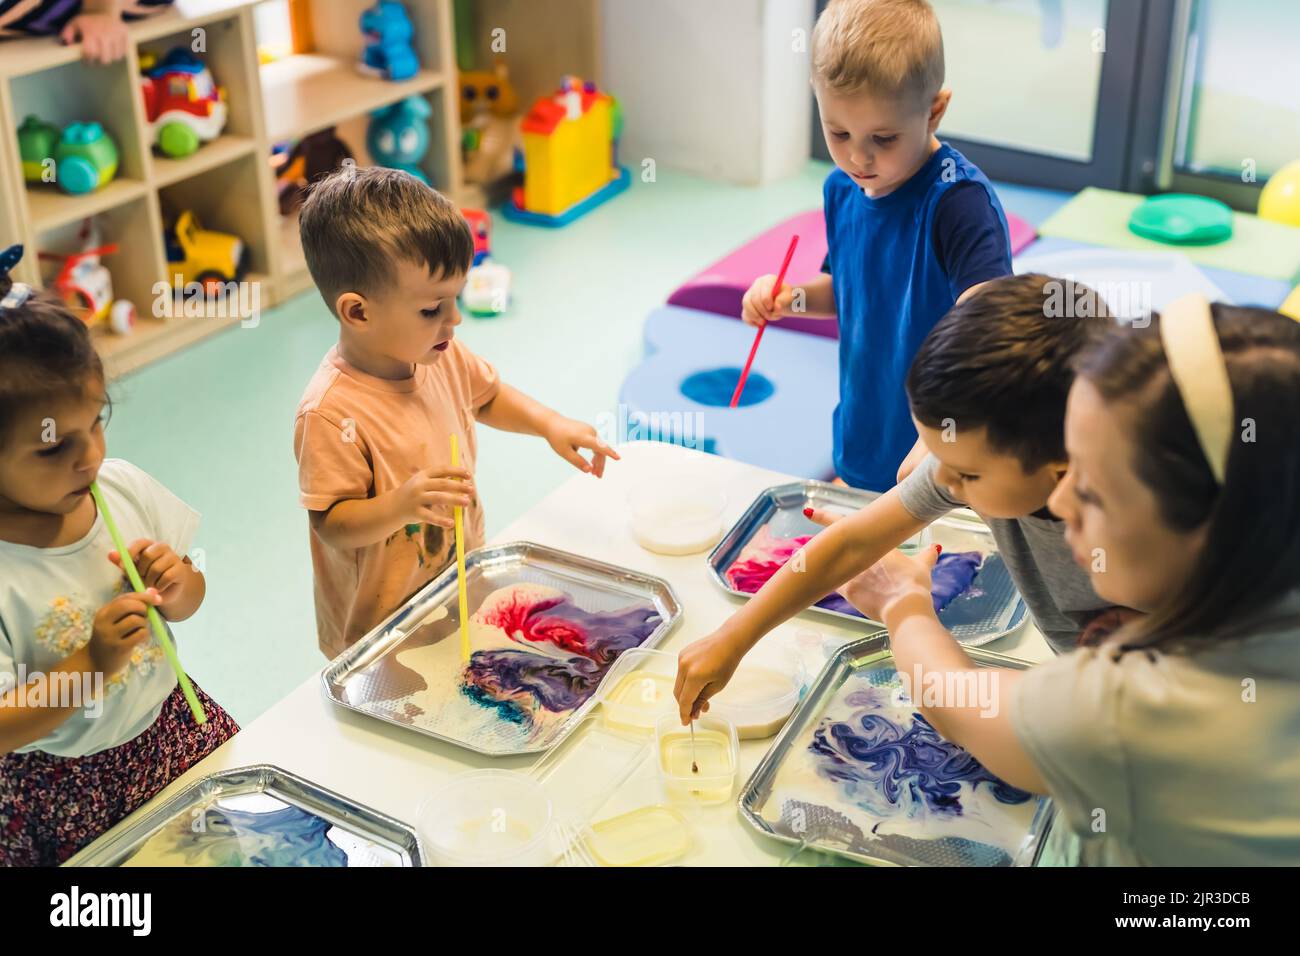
[
  {"left": 462, "top": 207, "right": 491, "bottom": 265},
  {"left": 40, "top": 230, "right": 135, "bottom": 335},
  {"left": 141, "top": 49, "right": 228, "bottom": 159},
  {"left": 462, "top": 261, "right": 511, "bottom": 316},
  {"left": 164, "top": 210, "right": 247, "bottom": 293},
  {"left": 56, "top": 122, "right": 119, "bottom": 194},
  {"left": 17, "top": 117, "right": 118, "bottom": 194},
  {"left": 17, "top": 115, "right": 59, "bottom": 183}
]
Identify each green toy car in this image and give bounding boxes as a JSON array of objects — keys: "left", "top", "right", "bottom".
[{"left": 17, "top": 115, "right": 118, "bottom": 195}]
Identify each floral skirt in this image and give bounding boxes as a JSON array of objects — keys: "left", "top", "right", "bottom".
[{"left": 0, "top": 679, "right": 238, "bottom": 866}]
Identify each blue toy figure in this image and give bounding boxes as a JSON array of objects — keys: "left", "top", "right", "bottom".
[
  {"left": 359, "top": 0, "right": 419, "bottom": 81},
  {"left": 368, "top": 96, "right": 431, "bottom": 183}
]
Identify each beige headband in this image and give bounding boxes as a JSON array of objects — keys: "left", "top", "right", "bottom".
[{"left": 1158, "top": 293, "right": 1233, "bottom": 485}]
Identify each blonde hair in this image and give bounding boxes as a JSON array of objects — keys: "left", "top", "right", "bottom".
[{"left": 812, "top": 0, "right": 945, "bottom": 106}]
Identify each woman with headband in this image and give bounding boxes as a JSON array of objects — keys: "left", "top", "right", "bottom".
[{"left": 838, "top": 294, "right": 1300, "bottom": 865}]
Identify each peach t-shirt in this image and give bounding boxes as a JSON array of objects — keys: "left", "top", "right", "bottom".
[{"left": 294, "top": 342, "right": 500, "bottom": 658}]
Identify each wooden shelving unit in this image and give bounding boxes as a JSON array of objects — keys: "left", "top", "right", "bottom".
[
  {"left": 260, "top": 54, "right": 446, "bottom": 142},
  {"left": 0, "top": 0, "right": 462, "bottom": 376}
]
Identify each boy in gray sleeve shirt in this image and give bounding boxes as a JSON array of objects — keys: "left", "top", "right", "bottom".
[{"left": 675, "top": 273, "right": 1135, "bottom": 717}]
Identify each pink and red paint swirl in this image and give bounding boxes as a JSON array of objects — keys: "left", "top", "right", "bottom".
[
  {"left": 725, "top": 525, "right": 983, "bottom": 617},
  {"left": 460, "top": 586, "right": 661, "bottom": 725}
]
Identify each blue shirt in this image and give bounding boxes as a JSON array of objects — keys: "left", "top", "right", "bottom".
[{"left": 823, "top": 142, "right": 1010, "bottom": 491}]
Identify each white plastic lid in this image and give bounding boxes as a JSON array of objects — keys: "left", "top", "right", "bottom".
[{"left": 709, "top": 665, "right": 800, "bottom": 739}]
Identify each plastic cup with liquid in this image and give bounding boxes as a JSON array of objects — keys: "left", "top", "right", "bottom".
[{"left": 655, "top": 713, "right": 740, "bottom": 806}]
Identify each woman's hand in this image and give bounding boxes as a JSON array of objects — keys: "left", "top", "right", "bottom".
[{"left": 838, "top": 544, "right": 941, "bottom": 624}]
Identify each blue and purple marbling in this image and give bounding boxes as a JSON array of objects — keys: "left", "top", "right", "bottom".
[
  {"left": 460, "top": 586, "right": 662, "bottom": 724},
  {"left": 121, "top": 799, "right": 395, "bottom": 867},
  {"left": 375, "top": 584, "right": 663, "bottom": 745},
  {"left": 762, "top": 665, "right": 1038, "bottom": 862}
]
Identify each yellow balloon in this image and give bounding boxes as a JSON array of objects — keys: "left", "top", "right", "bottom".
[
  {"left": 1280, "top": 285, "right": 1300, "bottom": 322},
  {"left": 1258, "top": 159, "right": 1300, "bottom": 227}
]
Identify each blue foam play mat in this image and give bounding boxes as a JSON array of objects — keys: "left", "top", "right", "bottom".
[{"left": 619, "top": 305, "right": 840, "bottom": 477}]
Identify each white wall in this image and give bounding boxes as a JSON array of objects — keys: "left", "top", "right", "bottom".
[{"left": 602, "top": 0, "right": 814, "bottom": 185}]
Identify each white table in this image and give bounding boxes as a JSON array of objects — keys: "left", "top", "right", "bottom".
[{"left": 76, "top": 441, "right": 1051, "bottom": 866}]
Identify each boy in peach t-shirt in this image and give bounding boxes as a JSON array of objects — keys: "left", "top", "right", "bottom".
[{"left": 293, "top": 167, "right": 618, "bottom": 658}]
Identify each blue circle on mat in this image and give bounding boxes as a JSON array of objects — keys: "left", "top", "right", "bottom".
[{"left": 681, "top": 367, "right": 775, "bottom": 407}]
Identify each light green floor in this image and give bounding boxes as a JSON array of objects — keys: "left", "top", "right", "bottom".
[{"left": 107, "top": 162, "right": 839, "bottom": 725}]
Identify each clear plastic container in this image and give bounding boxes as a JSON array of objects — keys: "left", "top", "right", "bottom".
[
  {"left": 599, "top": 648, "right": 678, "bottom": 735},
  {"left": 585, "top": 805, "right": 692, "bottom": 867},
  {"left": 897, "top": 524, "right": 932, "bottom": 556},
  {"left": 416, "top": 769, "right": 554, "bottom": 866},
  {"left": 627, "top": 480, "right": 726, "bottom": 556},
  {"left": 709, "top": 664, "right": 802, "bottom": 740},
  {"left": 655, "top": 713, "right": 739, "bottom": 805}
]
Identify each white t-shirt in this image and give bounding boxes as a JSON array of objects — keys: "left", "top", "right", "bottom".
[
  {"left": 1012, "top": 588, "right": 1300, "bottom": 865},
  {"left": 0, "top": 459, "right": 199, "bottom": 757}
]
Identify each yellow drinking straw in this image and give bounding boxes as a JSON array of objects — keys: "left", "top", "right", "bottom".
[
  {"left": 89, "top": 482, "right": 206, "bottom": 724},
  {"left": 451, "top": 434, "right": 471, "bottom": 662}
]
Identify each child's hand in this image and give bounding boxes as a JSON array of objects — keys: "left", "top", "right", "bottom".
[
  {"left": 543, "top": 417, "right": 620, "bottom": 477},
  {"left": 60, "top": 14, "right": 130, "bottom": 64},
  {"left": 741, "top": 274, "right": 795, "bottom": 328},
  {"left": 837, "top": 545, "right": 940, "bottom": 624},
  {"left": 674, "top": 631, "right": 745, "bottom": 724},
  {"left": 109, "top": 540, "right": 187, "bottom": 603},
  {"left": 90, "top": 590, "right": 161, "bottom": 676},
  {"left": 392, "top": 465, "right": 475, "bottom": 529}
]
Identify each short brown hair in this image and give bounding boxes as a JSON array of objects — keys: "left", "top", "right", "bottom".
[
  {"left": 298, "top": 165, "right": 474, "bottom": 316},
  {"left": 907, "top": 273, "right": 1114, "bottom": 471},
  {"left": 812, "top": 0, "right": 944, "bottom": 105}
]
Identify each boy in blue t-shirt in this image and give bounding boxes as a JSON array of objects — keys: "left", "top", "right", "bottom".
[{"left": 742, "top": 0, "right": 1011, "bottom": 492}]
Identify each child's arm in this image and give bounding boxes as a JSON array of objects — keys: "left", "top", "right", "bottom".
[
  {"left": 476, "top": 383, "right": 621, "bottom": 477},
  {"left": 674, "top": 488, "right": 928, "bottom": 721},
  {"left": 310, "top": 466, "right": 474, "bottom": 550},
  {"left": 742, "top": 273, "right": 837, "bottom": 328},
  {"left": 109, "top": 540, "right": 205, "bottom": 622},
  {"left": 839, "top": 549, "right": 1049, "bottom": 793},
  {"left": 0, "top": 590, "right": 158, "bottom": 754}
]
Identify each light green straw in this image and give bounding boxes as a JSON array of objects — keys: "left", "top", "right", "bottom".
[{"left": 90, "top": 482, "right": 206, "bottom": 724}]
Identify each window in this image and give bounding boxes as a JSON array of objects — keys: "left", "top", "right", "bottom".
[
  {"left": 932, "top": 0, "right": 1109, "bottom": 163},
  {"left": 1171, "top": 0, "right": 1300, "bottom": 182}
]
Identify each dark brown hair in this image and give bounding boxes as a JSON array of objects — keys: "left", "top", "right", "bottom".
[
  {"left": 0, "top": 274, "right": 106, "bottom": 449},
  {"left": 298, "top": 165, "right": 475, "bottom": 317},
  {"left": 1076, "top": 304, "right": 1300, "bottom": 650},
  {"left": 907, "top": 272, "right": 1114, "bottom": 471}
]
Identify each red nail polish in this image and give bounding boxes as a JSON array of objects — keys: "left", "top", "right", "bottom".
[
  {"left": 803, "top": 507, "right": 814, "bottom": 518},
  {"left": 934, "top": 544, "right": 943, "bottom": 554}
]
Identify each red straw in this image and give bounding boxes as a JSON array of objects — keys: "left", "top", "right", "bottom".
[{"left": 730, "top": 234, "right": 800, "bottom": 408}]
